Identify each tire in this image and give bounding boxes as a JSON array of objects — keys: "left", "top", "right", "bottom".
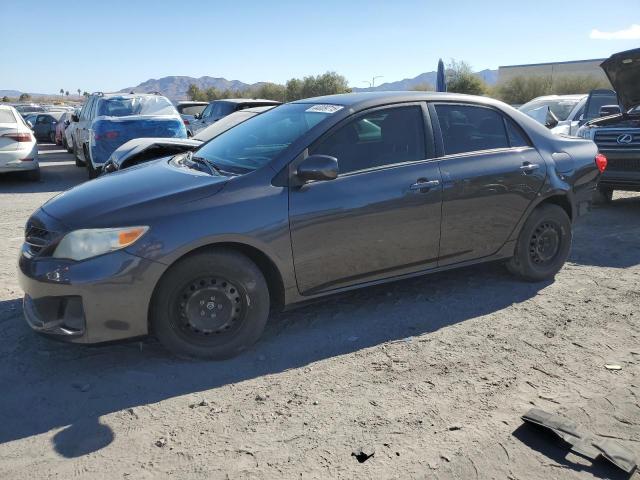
[
  {"left": 85, "top": 145, "right": 99, "bottom": 179},
  {"left": 151, "top": 249, "right": 270, "bottom": 359},
  {"left": 593, "top": 187, "right": 613, "bottom": 204},
  {"left": 25, "top": 167, "right": 41, "bottom": 182},
  {"left": 73, "top": 142, "right": 85, "bottom": 166},
  {"left": 87, "top": 161, "right": 99, "bottom": 179},
  {"left": 506, "top": 204, "right": 572, "bottom": 282}
]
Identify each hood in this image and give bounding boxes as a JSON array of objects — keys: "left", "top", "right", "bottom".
[
  {"left": 42, "top": 157, "right": 228, "bottom": 229},
  {"left": 601, "top": 48, "right": 640, "bottom": 111},
  {"left": 109, "top": 137, "right": 202, "bottom": 169}
]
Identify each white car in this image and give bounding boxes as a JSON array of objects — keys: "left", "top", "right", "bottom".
[
  {"left": 0, "top": 105, "right": 39, "bottom": 181},
  {"left": 519, "top": 95, "right": 587, "bottom": 136}
]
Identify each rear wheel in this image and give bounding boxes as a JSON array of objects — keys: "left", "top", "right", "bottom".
[
  {"left": 73, "top": 142, "right": 85, "bottom": 166},
  {"left": 506, "top": 204, "right": 572, "bottom": 282},
  {"left": 151, "top": 249, "right": 270, "bottom": 359}
]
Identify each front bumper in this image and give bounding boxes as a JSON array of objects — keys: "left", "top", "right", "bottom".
[
  {"left": 598, "top": 151, "right": 640, "bottom": 191},
  {"left": 18, "top": 247, "right": 166, "bottom": 343}
]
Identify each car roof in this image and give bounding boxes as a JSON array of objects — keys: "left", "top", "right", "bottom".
[
  {"left": 523, "top": 94, "right": 587, "bottom": 103},
  {"left": 292, "top": 91, "right": 515, "bottom": 110},
  {"left": 97, "top": 93, "right": 169, "bottom": 100},
  {"left": 177, "top": 101, "right": 208, "bottom": 105},
  {"left": 212, "top": 98, "right": 281, "bottom": 104}
]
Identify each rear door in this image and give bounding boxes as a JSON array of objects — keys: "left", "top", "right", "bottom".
[
  {"left": 33, "top": 115, "right": 51, "bottom": 140},
  {"left": 289, "top": 103, "right": 443, "bottom": 294},
  {"left": 430, "top": 102, "right": 547, "bottom": 265}
]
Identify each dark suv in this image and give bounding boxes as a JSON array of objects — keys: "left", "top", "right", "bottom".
[
  {"left": 19, "top": 92, "right": 601, "bottom": 359},
  {"left": 577, "top": 48, "right": 640, "bottom": 201}
]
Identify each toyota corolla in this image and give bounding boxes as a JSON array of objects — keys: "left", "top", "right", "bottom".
[{"left": 19, "top": 92, "right": 603, "bottom": 359}]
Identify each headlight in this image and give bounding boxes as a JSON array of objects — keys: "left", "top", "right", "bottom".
[{"left": 53, "top": 226, "right": 149, "bottom": 261}]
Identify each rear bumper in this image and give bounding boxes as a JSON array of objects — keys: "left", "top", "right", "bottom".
[
  {"left": 0, "top": 145, "right": 38, "bottom": 172},
  {"left": 18, "top": 248, "right": 166, "bottom": 343}
]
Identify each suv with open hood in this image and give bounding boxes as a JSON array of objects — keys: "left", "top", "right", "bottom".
[
  {"left": 71, "top": 92, "right": 187, "bottom": 178},
  {"left": 577, "top": 48, "right": 640, "bottom": 201}
]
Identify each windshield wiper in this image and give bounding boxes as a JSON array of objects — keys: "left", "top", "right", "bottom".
[{"left": 182, "top": 151, "right": 219, "bottom": 176}]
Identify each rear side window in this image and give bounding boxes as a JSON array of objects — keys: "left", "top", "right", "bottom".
[
  {"left": 311, "top": 105, "right": 426, "bottom": 174},
  {"left": 178, "top": 105, "right": 206, "bottom": 116},
  {"left": 435, "top": 104, "right": 510, "bottom": 155},
  {"left": 505, "top": 118, "right": 530, "bottom": 147},
  {"left": 0, "top": 109, "right": 16, "bottom": 123}
]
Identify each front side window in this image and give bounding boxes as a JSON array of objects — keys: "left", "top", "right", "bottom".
[
  {"left": 435, "top": 104, "right": 510, "bottom": 155},
  {"left": 310, "top": 106, "right": 426, "bottom": 174},
  {"left": 194, "top": 103, "right": 335, "bottom": 173}
]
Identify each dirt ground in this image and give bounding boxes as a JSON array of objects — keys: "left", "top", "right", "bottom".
[{"left": 0, "top": 144, "right": 639, "bottom": 480}]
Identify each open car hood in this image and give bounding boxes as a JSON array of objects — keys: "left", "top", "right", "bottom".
[
  {"left": 108, "top": 137, "right": 202, "bottom": 170},
  {"left": 601, "top": 48, "right": 640, "bottom": 111}
]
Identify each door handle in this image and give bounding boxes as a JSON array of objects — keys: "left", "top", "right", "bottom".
[
  {"left": 409, "top": 179, "right": 440, "bottom": 191},
  {"left": 520, "top": 162, "right": 540, "bottom": 173}
]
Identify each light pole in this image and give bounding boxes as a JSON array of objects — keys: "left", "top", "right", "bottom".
[{"left": 362, "top": 76, "right": 383, "bottom": 88}]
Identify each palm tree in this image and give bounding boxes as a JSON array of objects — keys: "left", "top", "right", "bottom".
[
  {"left": 59, "top": 88, "right": 64, "bottom": 99},
  {"left": 77, "top": 88, "right": 81, "bottom": 98},
  {"left": 65, "top": 91, "right": 69, "bottom": 97}
]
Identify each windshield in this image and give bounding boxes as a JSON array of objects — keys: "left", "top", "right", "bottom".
[
  {"left": 97, "top": 96, "right": 177, "bottom": 117},
  {"left": 194, "top": 103, "right": 338, "bottom": 173},
  {"left": 519, "top": 99, "right": 580, "bottom": 121}
]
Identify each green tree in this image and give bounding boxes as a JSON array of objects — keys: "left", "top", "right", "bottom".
[
  {"left": 284, "top": 72, "right": 351, "bottom": 101},
  {"left": 59, "top": 88, "right": 64, "bottom": 97},
  {"left": 83, "top": 91, "right": 89, "bottom": 97},
  {"left": 446, "top": 60, "right": 487, "bottom": 95},
  {"left": 65, "top": 90, "right": 69, "bottom": 97},
  {"left": 19, "top": 93, "right": 31, "bottom": 101},
  {"left": 494, "top": 76, "right": 552, "bottom": 105},
  {"left": 251, "top": 83, "right": 286, "bottom": 101},
  {"left": 285, "top": 78, "right": 303, "bottom": 101},
  {"left": 187, "top": 84, "right": 206, "bottom": 101},
  {"left": 77, "top": 88, "right": 81, "bottom": 97},
  {"left": 1, "top": 96, "right": 9, "bottom": 102}
]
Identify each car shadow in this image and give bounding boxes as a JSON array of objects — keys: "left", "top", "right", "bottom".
[
  {"left": 0, "top": 262, "right": 548, "bottom": 457},
  {"left": 512, "top": 423, "right": 635, "bottom": 479},
  {"left": 570, "top": 194, "right": 640, "bottom": 269}
]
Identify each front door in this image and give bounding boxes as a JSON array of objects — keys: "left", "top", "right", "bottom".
[
  {"left": 289, "top": 104, "right": 442, "bottom": 294},
  {"left": 431, "top": 103, "right": 547, "bottom": 265}
]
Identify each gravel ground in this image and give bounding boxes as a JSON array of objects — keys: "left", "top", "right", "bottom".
[{"left": 0, "top": 144, "right": 639, "bottom": 479}]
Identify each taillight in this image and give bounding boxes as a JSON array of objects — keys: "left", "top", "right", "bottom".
[
  {"left": 94, "top": 131, "right": 119, "bottom": 141},
  {"left": 183, "top": 119, "right": 190, "bottom": 125},
  {"left": 595, "top": 153, "right": 607, "bottom": 173},
  {"left": 2, "top": 132, "right": 32, "bottom": 142}
]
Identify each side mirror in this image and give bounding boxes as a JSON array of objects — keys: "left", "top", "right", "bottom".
[
  {"left": 71, "top": 113, "right": 79, "bottom": 122},
  {"left": 27, "top": 121, "right": 33, "bottom": 128},
  {"left": 599, "top": 105, "right": 621, "bottom": 117},
  {"left": 194, "top": 113, "right": 201, "bottom": 120},
  {"left": 297, "top": 155, "right": 338, "bottom": 182},
  {"left": 64, "top": 120, "right": 70, "bottom": 127}
]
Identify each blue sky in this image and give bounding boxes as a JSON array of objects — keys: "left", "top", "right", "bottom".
[{"left": 1, "top": 0, "right": 638, "bottom": 93}]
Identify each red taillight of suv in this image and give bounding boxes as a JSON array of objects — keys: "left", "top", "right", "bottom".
[
  {"left": 183, "top": 119, "right": 190, "bottom": 126},
  {"left": 2, "top": 132, "right": 32, "bottom": 142},
  {"left": 94, "top": 131, "right": 119, "bottom": 141},
  {"left": 595, "top": 153, "right": 607, "bottom": 173}
]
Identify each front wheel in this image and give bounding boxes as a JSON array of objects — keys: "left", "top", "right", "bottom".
[
  {"left": 151, "top": 249, "right": 270, "bottom": 359},
  {"left": 506, "top": 204, "right": 572, "bottom": 282}
]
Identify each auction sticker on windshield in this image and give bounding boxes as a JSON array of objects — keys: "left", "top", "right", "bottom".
[{"left": 306, "top": 104, "right": 344, "bottom": 114}]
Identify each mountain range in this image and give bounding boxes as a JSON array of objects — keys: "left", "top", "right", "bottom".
[{"left": 3, "top": 68, "right": 499, "bottom": 101}]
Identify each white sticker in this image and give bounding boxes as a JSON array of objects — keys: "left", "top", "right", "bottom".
[{"left": 306, "top": 104, "right": 344, "bottom": 114}]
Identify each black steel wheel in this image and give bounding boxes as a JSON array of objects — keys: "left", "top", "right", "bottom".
[
  {"left": 506, "top": 204, "right": 571, "bottom": 282},
  {"left": 151, "top": 249, "right": 270, "bottom": 359}
]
